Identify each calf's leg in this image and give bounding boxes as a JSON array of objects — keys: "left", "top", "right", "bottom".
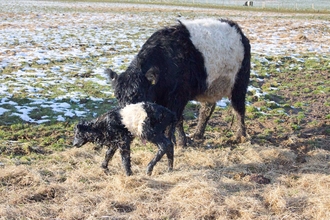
[
  {"left": 116, "top": 137, "right": 134, "bottom": 176},
  {"left": 147, "top": 135, "right": 173, "bottom": 176},
  {"left": 120, "top": 145, "right": 133, "bottom": 176},
  {"left": 165, "top": 142, "right": 174, "bottom": 172},
  {"left": 191, "top": 102, "right": 216, "bottom": 140},
  {"left": 101, "top": 146, "right": 117, "bottom": 170}
]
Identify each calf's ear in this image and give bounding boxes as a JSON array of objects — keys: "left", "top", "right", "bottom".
[
  {"left": 145, "top": 67, "right": 159, "bottom": 85},
  {"left": 105, "top": 69, "right": 118, "bottom": 81}
]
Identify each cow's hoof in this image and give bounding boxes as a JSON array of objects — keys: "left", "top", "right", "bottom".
[
  {"left": 176, "top": 136, "right": 187, "bottom": 147},
  {"left": 235, "top": 134, "right": 250, "bottom": 144},
  {"left": 190, "top": 133, "right": 204, "bottom": 141},
  {"left": 237, "top": 136, "right": 245, "bottom": 143}
]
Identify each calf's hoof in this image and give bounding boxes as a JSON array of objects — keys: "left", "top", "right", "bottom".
[
  {"left": 101, "top": 166, "right": 110, "bottom": 175},
  {"left": 146, "top": 165, "right": 153, "bottom": 176},
  {"left": 101, "top": 163, "right": 108, "bottom": 170},
  {"left": 93, "top": 144, "right": 103, "bottom": 151},
  {"left": 125, "top": 170, "right": 133, "bottom": 176},
  {"left": 101, "top": 164, "right": 109, "bottom": 170}
]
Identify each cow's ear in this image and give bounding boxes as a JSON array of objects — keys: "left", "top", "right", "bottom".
[
  {"left": 145, "top": 67, "right": 158, "bottom": 85},
  {"left": 76, "top": 123, "right": 83, "bottom": 131},
  {"left": 77, "top": 121, "right": 88, "bottom": 131},
  {"left": 76, "top": 121, "right": 86, "bottom": 130},
  {"left": 105, "top": 68, "right": 118, "bottom": 81}
]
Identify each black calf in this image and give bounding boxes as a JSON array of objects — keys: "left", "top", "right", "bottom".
[{"left": 73, "top": 102, "right": 176, "bottom": 176}]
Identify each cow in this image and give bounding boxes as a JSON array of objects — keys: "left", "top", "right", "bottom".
[
  {"left": 106, "top": 18, "right": 251, "bottom": 146},
  {"left": 73, "top": 102, "right": 176, "bottom": 176},
  {"left": 244, "top": 1, "right": 253, "bottom": 6}
]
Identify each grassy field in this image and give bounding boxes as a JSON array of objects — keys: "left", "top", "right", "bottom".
[{"left": 0, "top": 0, "right": 330, "bottom": 219}]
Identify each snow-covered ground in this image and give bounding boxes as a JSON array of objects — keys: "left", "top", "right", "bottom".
[{"left": 0, "top": 0, "right": 329, "bottom": 123}]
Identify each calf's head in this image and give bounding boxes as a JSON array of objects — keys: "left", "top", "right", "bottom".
[{"left": 73, "top": 121, "right": 93, "bottom": 147}]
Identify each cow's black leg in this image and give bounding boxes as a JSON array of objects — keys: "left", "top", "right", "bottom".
[
  {"left": 164, "top": 121, "right": 176, "bottom": 146},
  {"left": 146, "top": 135, "right": 173, "bottom": 176},
  {"left": 191, "top": 102, "right": 216, "bottom": 140},
  {"left": 231, "top": 48, "right": 250, "bottom": 143},
  {"left": 101, "top": 146, "right": 117, "bottom": 171},
  {"left": 231, "top": 89, "right": 247, "bottom": 143}
]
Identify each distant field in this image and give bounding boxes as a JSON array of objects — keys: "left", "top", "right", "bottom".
[
  {"left": 0, "top": 0, "right": 329, "bottom": 219},
  {"left": 52, "top": 0, "right": 330, "bottom": 11},
  {"left": 175, "top": 0, "right": 330, "bottom": 10}
]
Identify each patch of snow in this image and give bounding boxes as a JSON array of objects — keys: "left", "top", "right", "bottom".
[
  {"left": 57, "top": 115, "right": 66, "bottom": 122},
  {"left": 0, "top": 107, "right": 9, "bottom": 115}
]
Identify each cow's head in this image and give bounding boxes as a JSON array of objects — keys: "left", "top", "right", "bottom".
[{"left": 105, "top": 66, "right": 159, "bottom": 107}]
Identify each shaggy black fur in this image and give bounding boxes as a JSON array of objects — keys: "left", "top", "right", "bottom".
[
  {"left": 107, "top": 19, "right": 250, "bottom": 146},
  {"left": 73, "top": 102, "right": 176, "bottom": 176}
]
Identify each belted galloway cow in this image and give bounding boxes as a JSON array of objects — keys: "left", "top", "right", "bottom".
[{"left": 107, "top": 18, "right": 251, "bottom": 146}]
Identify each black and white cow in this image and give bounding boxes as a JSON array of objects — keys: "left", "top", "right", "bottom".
[
  {"left": 107, "top": 18, "right": 251, "bottom": 146},
  {"left": 73, "top": 102, "right": 176, "bottom": 176},
  {"left": 243, "top": 1, "right": 253, "bottom": 6}
]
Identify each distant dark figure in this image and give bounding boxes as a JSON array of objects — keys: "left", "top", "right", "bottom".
[
  {"left": 244, "top": 1, "right": 253, "bottom": 6},
  {"left": 73, "top": 102, "right": 176, "bottom": 176}
]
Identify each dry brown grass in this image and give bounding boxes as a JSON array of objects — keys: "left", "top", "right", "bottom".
[{"left": 1, "top": 142, "right": 329, "bottom": 219}]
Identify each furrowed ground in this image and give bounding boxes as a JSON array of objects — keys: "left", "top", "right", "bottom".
[{"left": 0, "top": 1, "right": 329, "bottom": 219}]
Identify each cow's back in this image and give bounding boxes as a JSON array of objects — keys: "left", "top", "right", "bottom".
[
  {"left": 136, "top": 23, "right": 208, "bottom": 109},
  {"left": 181, "top": 19, "right": 246, "bottom": 102}
]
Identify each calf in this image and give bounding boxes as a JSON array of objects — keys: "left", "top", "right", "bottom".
[
  {"left": 107, "top": 18, "right": 251, "bottom": 146},
  {"left": 73, "top": 102, "right": 176, "bottom": 176}
]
